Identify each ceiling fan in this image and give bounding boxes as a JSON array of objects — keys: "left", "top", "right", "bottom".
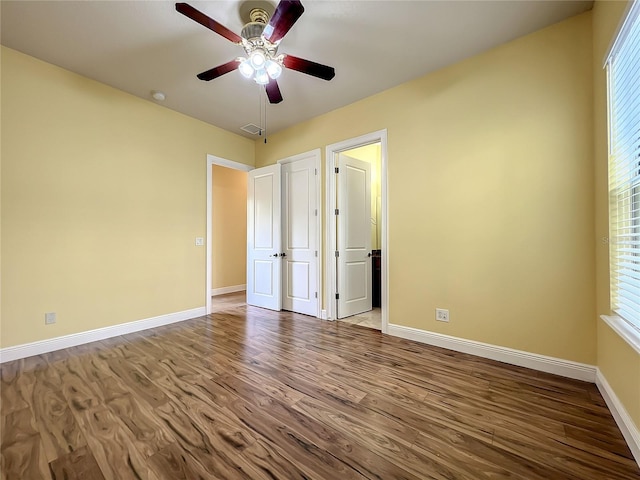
[{"left": 175, "top": 0, "right": 335, "bottom": 104}]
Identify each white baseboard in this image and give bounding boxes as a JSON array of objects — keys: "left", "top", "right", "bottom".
[
  {"left": 211, "top": 284, "right": 246, "bottom": 297},
  {"left": 0, "top": 307, "right": 206, "bottom": 363},
  {"left": 596, "top": 369, "right": 640, "bottom": 467},
  {"left": 387, "top": 324, "right": 596, "bottom": 382}
]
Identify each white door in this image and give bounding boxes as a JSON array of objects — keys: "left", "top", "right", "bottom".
[
  {"left": 282, "top": 157, "right": 318, "bottom": 316},
  {"left": 337, "top": 154, "right": 372, "bottom": 318},
  {"left": 247, "top": 164, "right": 282, "bottom": 311}
]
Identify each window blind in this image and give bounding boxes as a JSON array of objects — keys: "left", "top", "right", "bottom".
[{"left": 608, "top": 0, "right": 640, "bottom": 332}]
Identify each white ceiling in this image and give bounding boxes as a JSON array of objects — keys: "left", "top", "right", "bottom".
[{"left": 1, "top": 0, "right": 593, "bottom": 139}]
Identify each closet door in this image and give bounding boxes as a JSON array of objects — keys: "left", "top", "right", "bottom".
[{"left": 247, "top": 164, "right": 282, "bottom": 311}]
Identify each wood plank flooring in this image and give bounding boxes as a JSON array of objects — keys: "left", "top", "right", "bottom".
[{"left": 2, "top": 296, "right": 639, "bottom": 479}]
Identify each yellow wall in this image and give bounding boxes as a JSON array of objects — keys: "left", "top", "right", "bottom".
[
  {"left": 598, "top": 321, "right": 640, "bottom": 423},
  {"left": 1, "top": 46, "right": 254, "bottom": 348},
  {"left": 342, "top": 143, "right": 381, "bottom": 250},
  {"left": 593, "top": 0, "right": 640, "bottom": 430},
  {"left": 256, "top": 13, "right": 596, "bottom": 363},
  {"left": 1, "top": 46, "right": 4, "bottom": 338},
  {"left": 212, "top": 165, "right": 247, "bottom": 290}
]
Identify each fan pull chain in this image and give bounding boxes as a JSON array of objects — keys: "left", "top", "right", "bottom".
[
  {"left": 256, "top": 85, "right": 267, "bottom": 143},
  {"left": 258, "top": 85, "right": 263, "bottom": 137},
  {"left": 263, "top": 88, "right": 268, "bottom": 144}
]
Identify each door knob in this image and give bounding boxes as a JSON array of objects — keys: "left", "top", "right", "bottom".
[{"left": 280, "top": 252, "right": 287, "bottom": 257}]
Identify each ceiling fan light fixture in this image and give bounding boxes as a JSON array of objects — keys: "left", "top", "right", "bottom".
[
  {"left": 254, "top": 68, "right": 269, "bottom": 85},
  {"left": 249, "top": 50, "right": 266, "bottom": 69},
  {"left": 265, "top": 59, "right": 282, "bottom": 80},
  {"left": 238, "top": 58, "right": 254, "bottom": 78}
]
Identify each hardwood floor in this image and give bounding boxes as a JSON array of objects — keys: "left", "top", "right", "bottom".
[{"left": 1, "top": 299, "right": 639, "bottom": 479}]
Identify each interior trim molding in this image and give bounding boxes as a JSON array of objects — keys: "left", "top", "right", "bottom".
[
  {"left": 211, "top": 284, "right": 246, "bottom": 296},
  {"left": 325, "top": 129, "right": 389, "bottom": 332},
  {"left": 0, "top": 307, "right": 206, "bottom": 363},
  {"left": 596, "top": 368, "right": 640, "bottom": 467},
  {"left": 600, "top": 314, "right": 640, "bottom": 355},
  {"left": 207, "top": 156, "right": 253, "bottom": 172},
  {"left": 387, "top": 324, "right": 596, "bottom": 382}
]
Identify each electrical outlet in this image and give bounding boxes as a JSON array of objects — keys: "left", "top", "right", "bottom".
[
  {"left": 45, "top": 312, "right": 56, "bottom": 325},
  {"left": 195, "top": 237, "right": 204, "bottom": 246},
  {"left": 435, "top": 308, "right": 449, "bottom": 322}
]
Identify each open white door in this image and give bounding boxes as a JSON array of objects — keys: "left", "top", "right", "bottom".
[
  {"left": 247, "top": 164, "right": 282, "bottom": 311},
  {"left": 282, "top": 156, "right": 319, "bottom": 316},
  {"left": 337, "top": 154, "right": 372, "bottom": 319}
]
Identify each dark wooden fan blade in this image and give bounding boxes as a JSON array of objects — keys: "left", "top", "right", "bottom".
[
  {"left": 263, "top": 0, "right": 304, "bottom": 43},
  {"left": 265, "top": 79, "right": 283, "bottom": 104},
  {"left": 197, "top": 59, "right": 241, "bottom": 81},
  {"left": 176, "top": 3, "right": 242, "bottom": 44},
  {"left": 283, "top": 55, "right": 335, "bottom": 81}
]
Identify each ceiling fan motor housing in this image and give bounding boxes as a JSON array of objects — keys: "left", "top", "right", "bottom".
[
  {"left": 241, "top": 8, "right": 279, "bottom": 57},
  {"left": 241, "top": 22, "right": 266, "bottom": 43}
]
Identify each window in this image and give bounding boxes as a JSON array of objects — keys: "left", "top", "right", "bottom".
[{"left": 607, "top": 0, "right": 640, "bottom": 333}]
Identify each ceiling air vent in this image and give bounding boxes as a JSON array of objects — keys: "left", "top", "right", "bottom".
[{"left": 241, "top": 123, "right": 262, "bottom": 135}]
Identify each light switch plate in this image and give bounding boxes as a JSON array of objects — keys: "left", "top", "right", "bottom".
[
  {"left": 195, "top": 237, "right": 204, "bottom": 246},
  {"left": 45, "top": 312, "right": 56, "bottom": 325}
]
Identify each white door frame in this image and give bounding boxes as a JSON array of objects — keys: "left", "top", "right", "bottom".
[
  {"left": 206, "top": 154, "right": 253, "bottom": 315},
  {"left": 278, "top": 149, "right": 322, "bottom": 318},
  {"left": 325, "top": 130, "right": 388, "bottom": 332}
]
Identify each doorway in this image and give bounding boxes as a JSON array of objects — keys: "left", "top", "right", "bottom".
[
  {"left": 337, "top": 145, "right": 382, "bottom": 329},
  {"left": 325, "top": 130, "right": 388, "bottom": 333},
  {"left": 206, "top": 155, "right": 252, "bottom": 315}
]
